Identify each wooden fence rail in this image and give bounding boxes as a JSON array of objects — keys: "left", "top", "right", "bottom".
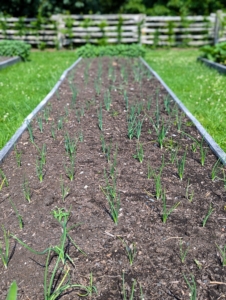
[{"left": 0, "top": 12, "right": 226, "bottom": 47}]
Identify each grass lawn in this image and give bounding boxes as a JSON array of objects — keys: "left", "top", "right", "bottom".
[
  {"left": 145, "top": 48, "right": 226, "bottom": 151},
  {"left": 0, "top": 50, "right": 78, "bottom": 150}
]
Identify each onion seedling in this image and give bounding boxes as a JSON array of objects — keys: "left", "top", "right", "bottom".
[
  {"left": 43, "top": 107, "right": 50, "bottom": 123},
  {"left": 183, "top": 274, "right": 197, "bottom": 300},
  {"left": 14, "top": 145, "right": 22, "bottom": 167},
  {"left": 100, "top": 174, "right": 120, "bottom": 225},
  {"left": 185, "top": 179, "right": 194, "bottom": 202},
  {"left": 64, "top": 106, "right": 69, "bottom": 118},
  {"left": 100, "top": 134, "right": 106, "bottom": 153},
  {"left": 69, "top": 83, "right": 77, "bottom": 107},
  {"left": 36, "top": 158, "right": 45, "bottom": 182},
  {"left": 0, "top": 226, "right": 10, "bottom": 269},
  {"left": 169, "top": 146, "right": 178, "bottom": 164},
  {"left": 157, "top": 122, "right": 168, "bottom": 149},
  {"left": 57, "top": 117, "right": 63, "bottom": 130},
  {"left": 44, "top": 253, "right": 96, "bottom": 300},
  {"left": 6, "top": 280, "right": 17, "bottom": 300},
  {"left": 55, "top": 90, "right": 60, "bottom": 101},
  {"left": 211, "top": 159, "right": 221, "bottom": 181},
  {"left": 10, "top": 199, "right": 23, "bottom": 229},
  {"left": 0, "top": 169, "right": 8, "bottom": 187},
  {"left": 37, "top": 116, "right": 43, "bottom": 133},
  {"left": 64, "top": 132, "right": 77, "bottom": 158},
  {"left": 104, "top": 89, "right": 111, "bottom": 111},
  {"left": 162, "top": 189, "right": 180, "bottom": 223},
  {"left": 50, "top": 123, "right": 56, "bottom": 139},
  {"left": 60, "top": 177, "right": 70, "bottom": 201},
  {"left": 79, "top": 131, "right": 84, "bottom": 142},
  {"left": 51, "top": 207, "right": 70, "bottom": 222},
  {"left": 27, "top": 122, "right": 34, "bottom": 142},
  {"left": 0, "top": 178, "right": 5, "bottom": 191},
  {"left": 179, "top": 239, "right": 189, "bottom": 263},
  {"left": 216, "top": 243, "right": 226, "bottom": 266},
  {"left": 123, "top": 90, "right": 128, "bottom": 110},
  {"left": 110, "top": 146, "right": 117, "bottom": 179},
  {"left": 23, "top": 177, "right": 31, "bottom": 203},
  {"left": 147, "top": 96, "right": 152, "bottom": 111},
  {"left": 177, "top": 150, "right": 187, "bottom": 181},
  {"left": 122, "top": 272, "right": 136, "bottom": 300},
  {"left": 202, "top": 203, "right": 214, "bottom": 227},
  {"left": 194, "top": 259, "right": 202, "bottom": 269},
  {"left": 94, "top": 79, "right": 100, "bottom": 95},
  {"left": 164, "top": 95, "right": 171, "bottom": 114},
  {"left": 133, "top": 142, "right": 144, "bottom": 163},
  {"left": 64, "top": 155, "right": 75, "bottom": 181},
  {"left": 200, "top": 139, "right": 207, "bottom": 166},
  {"left": 97, "top": 104, "right": 103, "bottom": 131},
  {"left": 118, "top": 237, "right": 136, "bottom": 266},
  {"left": 135, "top": 119, "right": 143, "bottom": 140}
]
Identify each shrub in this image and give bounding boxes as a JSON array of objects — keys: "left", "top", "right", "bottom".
[
  {"left": 200, "top": 42, "right": 226, "bottom": 65},
  {"left": 76, "top": 44, "right": 146, "bottom": 58},
  {"left": 0, "top": 40, "right": 31, "bottom": 61}
]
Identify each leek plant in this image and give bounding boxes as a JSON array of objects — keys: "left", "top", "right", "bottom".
[
  {"left": 10, "top": 199, "right": 23, "bottom": 229},
  {"left": 97, "top": 105, "right": 103, "bottom": 131},
  {"left": 0, "top": 226, "right": 11, "bottom": 269},
  {"left": 133, "top": 142, "right": 144, "bottom": 163},
  {"left": 215, "top": 243, "right": 226, "bottom": 266},
  {"left": 27, "top": 122, "right": 34, "bottom": 142},
  {"left": 162, "top": 189, "right": 180, "bottom": 223},
  {"left": 22, "top": 177, "right": 31, "bottom": 203},
  {"left": 183, "top": 274, "right": 197, "bottom": 300},
  {"left": 64, "top": 132, "right": 77, "bottom": 158},
  {"left": 179, "top": 239, "right": 189, "bottom": 263},
  {"left": 0, "top": 169, "right": 8, "bottom": 187},
  {"left": 100, "top": 172, "right": 120, "bottom": 224},
  {"left": 104, "top": 89, "right": 111, "bottom": 111},
  {"left": 177, "top": 150, "right": 187, "bottom": 181},
  {"left": 14, "top": 145, "right": 22, "bottom": 167},
  {"left": 118, "top": 237, "right": 136, "bottom": 266},
  {"left": 202, "top": 203, "right": 214, "bottom": 227},
  {"left": 37, "top": 116, "right": 43, "bottom": 133},
  {"left": 64, "top": 155, "right": 76, "bottom": 181}
]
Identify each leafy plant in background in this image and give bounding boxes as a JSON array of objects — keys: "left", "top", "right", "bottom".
[
  {"left": 117, "top": 15, "right": 124, "bottom": 44},
  {"left": 76, "top": 44, "right": 146, "bottom": 58},
  {"left": 200, "top": 42, "right": 226, "bottom": 65},
  {"left": 98, "top": 20, "right": 108, "bottom": 46},
  {"left": 0, "top": 40, "right": 31, "bottom": 61}
]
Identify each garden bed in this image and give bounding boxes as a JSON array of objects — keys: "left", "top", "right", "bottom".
[
  {"left": 197, "top": 57, "right": 226, "bottom": 75},
  {"left": 0, "top": 56, "right": 226, "bottom": 299},
  {"left": 0, "top": 56, "right": 21, "bottom": 70}
]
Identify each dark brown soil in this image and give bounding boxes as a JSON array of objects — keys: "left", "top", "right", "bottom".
[{"left": 0, "top": 57, "right": 226, "bottom": 300}]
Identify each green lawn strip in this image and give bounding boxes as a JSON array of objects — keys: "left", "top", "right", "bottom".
[
  {"left": 0, "top": 50, "right": 78, "bottom": 150},
  {"left": 145, "top": 48, "right": 226, "bottom": 152}
]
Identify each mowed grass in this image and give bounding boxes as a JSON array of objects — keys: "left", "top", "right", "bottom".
[
  {"left": 0, "top": 50, "right": 78, "bottom": 150},
  {"left": 145, "top": 48, "right": 226, "bottom": 151}
]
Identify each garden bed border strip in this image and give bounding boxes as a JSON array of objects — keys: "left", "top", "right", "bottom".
[
  {"left": 0, "top": 57, "right": 21, "bottom": 70},
  {"left": 197, "top": 57, "right": 226, "bottom": 75},
  {"left": 140, "top": 57, "right": 226, "bottom": 165},
  {"left": 0, "top": 56, "right": 82, "bottom": 164}
]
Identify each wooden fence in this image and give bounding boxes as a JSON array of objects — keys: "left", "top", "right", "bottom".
[{"left": 0, "top": 12, "right": 226, "bottom": 47}]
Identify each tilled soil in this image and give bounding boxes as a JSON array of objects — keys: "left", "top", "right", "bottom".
[{"left": 0, "top": 57, "right": 226, "bottom": 299}]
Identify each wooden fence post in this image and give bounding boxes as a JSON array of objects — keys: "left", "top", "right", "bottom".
[{"left": 214, "top": 10, "right": 222, "bottom": 45}]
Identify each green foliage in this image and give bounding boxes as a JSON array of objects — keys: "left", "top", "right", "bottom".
[
  {"left": 76, "top": 44, "right": 146, "bottom": 58},
  {"left": 6, "top": 281, "right": 17, "bottom": 300},
  {"left": 0, "top": 40, "right": 31, "bottom": 61},
  {"left": 200, "top": 42, "right": 226, "bottom": 65}
]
